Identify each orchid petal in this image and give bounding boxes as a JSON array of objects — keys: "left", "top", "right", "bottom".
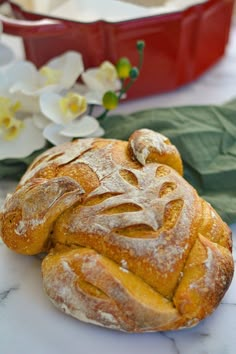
[
  {"left": 20, "top": 83, "right": 65, "bottom": 96},
  {"left": 88, "top": 126, "right": 105, "bottom": 137},
  {"left": 82, "top": 68, "right": 107, "bottom": 93},
  {"left": 0, "top": 66, "right": 40, "bottom": 112},
  {"left": 32, "top": 113, "right": 50, "bottom": 130},
  {"left": 73, "top": 83, "right": 90, "bottom": 95},
  {"left": 0, "top": 43, "right": 14, "bottom": 67},
  {"left": 0, "top": 52, "right": 83, "bottom": 99},
  {"left": 0, "top": 118, "right": 45, "bottom": 159},
  {"left": 60, "top": 115, "right": 99, "bottom": 137},
  {"left": 0, "top": 72, "right": 11, "bottom": 95},
  {"left": 43, "top": 123, "right": 71, "bottom": 146},
  {"left": 74, "top": 83, "right": 102, "bottom": 105},
  {"left": 6, "top": 61, "right": 39, "bottom": 93},
  {"left": 40, "top": 92, "right": 66, "bottom": 124},
  {"left": 46, "top": 51, "right": 84, "bottom": 89},
  {"left": 82, "top": 67, "right": 121, "bottom": 94},
  {"left": 84, "top": 90, "right": 103, "bottom": 105},
  {"left": 15, "top": 93, "right": 40, "bottom": 113},
  {"left": 9, "top": 64, "right": 60, "bottom": 96}
]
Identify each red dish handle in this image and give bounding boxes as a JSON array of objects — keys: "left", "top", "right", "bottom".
[{"left": 0, "top": 13, "right": 70, "bottom": 38}]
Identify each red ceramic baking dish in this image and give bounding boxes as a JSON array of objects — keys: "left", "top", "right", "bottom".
[{"left": 0, "top": 0, "right": 234, "bottom": 99}]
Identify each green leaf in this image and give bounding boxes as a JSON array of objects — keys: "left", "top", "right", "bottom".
[
  {"left": 101, "top": 105, "right": 236, "bottom": 224},
  {"left": 223, "top": 97, "right": 236, "bottom": 110}
]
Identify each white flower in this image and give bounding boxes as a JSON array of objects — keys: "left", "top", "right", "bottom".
[
  {"left": 0, "top": 22, "right": 14, "bottom": 68},
  {"left": 0, "top": 96, "right": 45, "bottom": 159},
  {"left": 0, "top": 49, "right": 120, "bottom": 159},
  {"left": 39, "top": 91, "right": 104, "bottom": 146},
  {"left": 0, "top": 119, "right": 45, "bottom": 160},
  {"left": 0, "top": 41, "right": 14, "bottom": 67},
  {"left": 9, "top": 51, "right": 84, "bottom": 96},
  {"left": 0, "top": 51, "right": 84, "bottom": 113},
  {"left": 81, "top": 61, "right": 121, "bottom": 104},
  {"left": 0, "top": 61, "right": 42, "bottom": 113}
]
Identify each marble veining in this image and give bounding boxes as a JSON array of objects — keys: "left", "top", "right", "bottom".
[
  {"left": 160, "top": 332, "right": 181, "bottom": 354},
  {"left": 0, "top": 286, "right": 19, "bottom": 303}
]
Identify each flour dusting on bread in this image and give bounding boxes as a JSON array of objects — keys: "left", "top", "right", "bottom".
[{"left": 0, "top": 129, "right": 233, "bottom": 332}]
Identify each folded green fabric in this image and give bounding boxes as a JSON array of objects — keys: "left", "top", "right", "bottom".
[
  {"left": 0, "top": 147, "right": 49, "bottom": 180},
  {"left": 0, "top": 104, "right": 236, "bottom": 224},
  {"left": 101, "top": 105, "right": 236, "bottom": 224}
]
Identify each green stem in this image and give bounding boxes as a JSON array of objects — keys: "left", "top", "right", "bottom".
[
  {"left": 97, "top": 42, "right": 144, "bottom": 121},
  {"left": 116, "top": 78, "right": 135, "bottom": 103},
  {"left": 97, "top": 108, "right": 109, "bottom": 121},
  {"left": 88, "top": 104, "right": 95, "bottom": 115},
  {"left": 118, "top": 78, "right": 126, "bottom": 100},
  {"left": 117, "top": 46, "right": 144, "bottom": 100},
  {"left": 138, "top": 49, "right": 144, "bottom": 71}
]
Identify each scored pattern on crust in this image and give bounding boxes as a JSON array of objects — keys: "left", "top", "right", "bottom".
[{"left": 0, "top": 130, "right": 233, "bottom": 332}]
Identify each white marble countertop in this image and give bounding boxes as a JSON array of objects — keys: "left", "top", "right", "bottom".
[{"left": 1, "top": 21, "right": 236, "bottom": 354}]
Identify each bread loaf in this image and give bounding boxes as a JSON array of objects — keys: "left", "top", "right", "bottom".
[{"left": 0, "top": 129, "right": 233, "bottom": 332}]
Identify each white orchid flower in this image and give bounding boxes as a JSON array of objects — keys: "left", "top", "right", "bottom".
[
  {"left": 0, "top": 96, "right": 45, "bottom": 159},
  {"left": 0, "top": 51, "right": 84, "bottom": 113},
  {"left": 1, "top": 51, "right": 84, "bottom": 96},
  {"left": 0, "top": 21, "right": 15, "bottom": 68},
  {"left": 0, "top": 61, "right": 41, "bottom": 112},
  {"left": 39, "top": 91, "right": 104, "bottom": 146},
  {"left": 0, "top": 49, "right": 121, "bottom": 160},
  {"left": 81, "top": 61, "right": 121, "bottom": 104}
]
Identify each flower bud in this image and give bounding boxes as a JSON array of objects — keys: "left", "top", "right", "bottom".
[
  {"left": 102, "top": 91, "right": 118, "bottom": 110},
  {"left": 136, "top": 40, "right": 145, "bottom": 51},
  {"left": 129, "top": 67, "right": 139, "bottom": 79},
  {"left": 116, "top": 57, "right": 132, "bottom": 79}
]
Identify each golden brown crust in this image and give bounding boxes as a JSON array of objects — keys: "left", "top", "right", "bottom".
[
  {"left": 1, "top": 177, "right": 84, "bottom": 254},
  {"left": 0, "top": 129, "right": 234, "bottom": 332},
  {"left": 173, "top": 234, "right": 234, "bottom": 321},
  {"left": 129, "top": 129, "right": 183, "bottom": 175},
  {"left": 42, "top": 247, "right": 181, "bottom": 332}
]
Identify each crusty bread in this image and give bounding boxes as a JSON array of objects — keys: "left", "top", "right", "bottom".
[{"left": 0, "top": 129, "right": 233, "bottom": 332}]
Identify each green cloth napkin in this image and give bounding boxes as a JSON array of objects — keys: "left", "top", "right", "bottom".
[
  {"left": 0, "top": 147, "right": 49, "bottom": 180},
  {"left": 0, "top": 104, "right": 236, "bottom": 224}
]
